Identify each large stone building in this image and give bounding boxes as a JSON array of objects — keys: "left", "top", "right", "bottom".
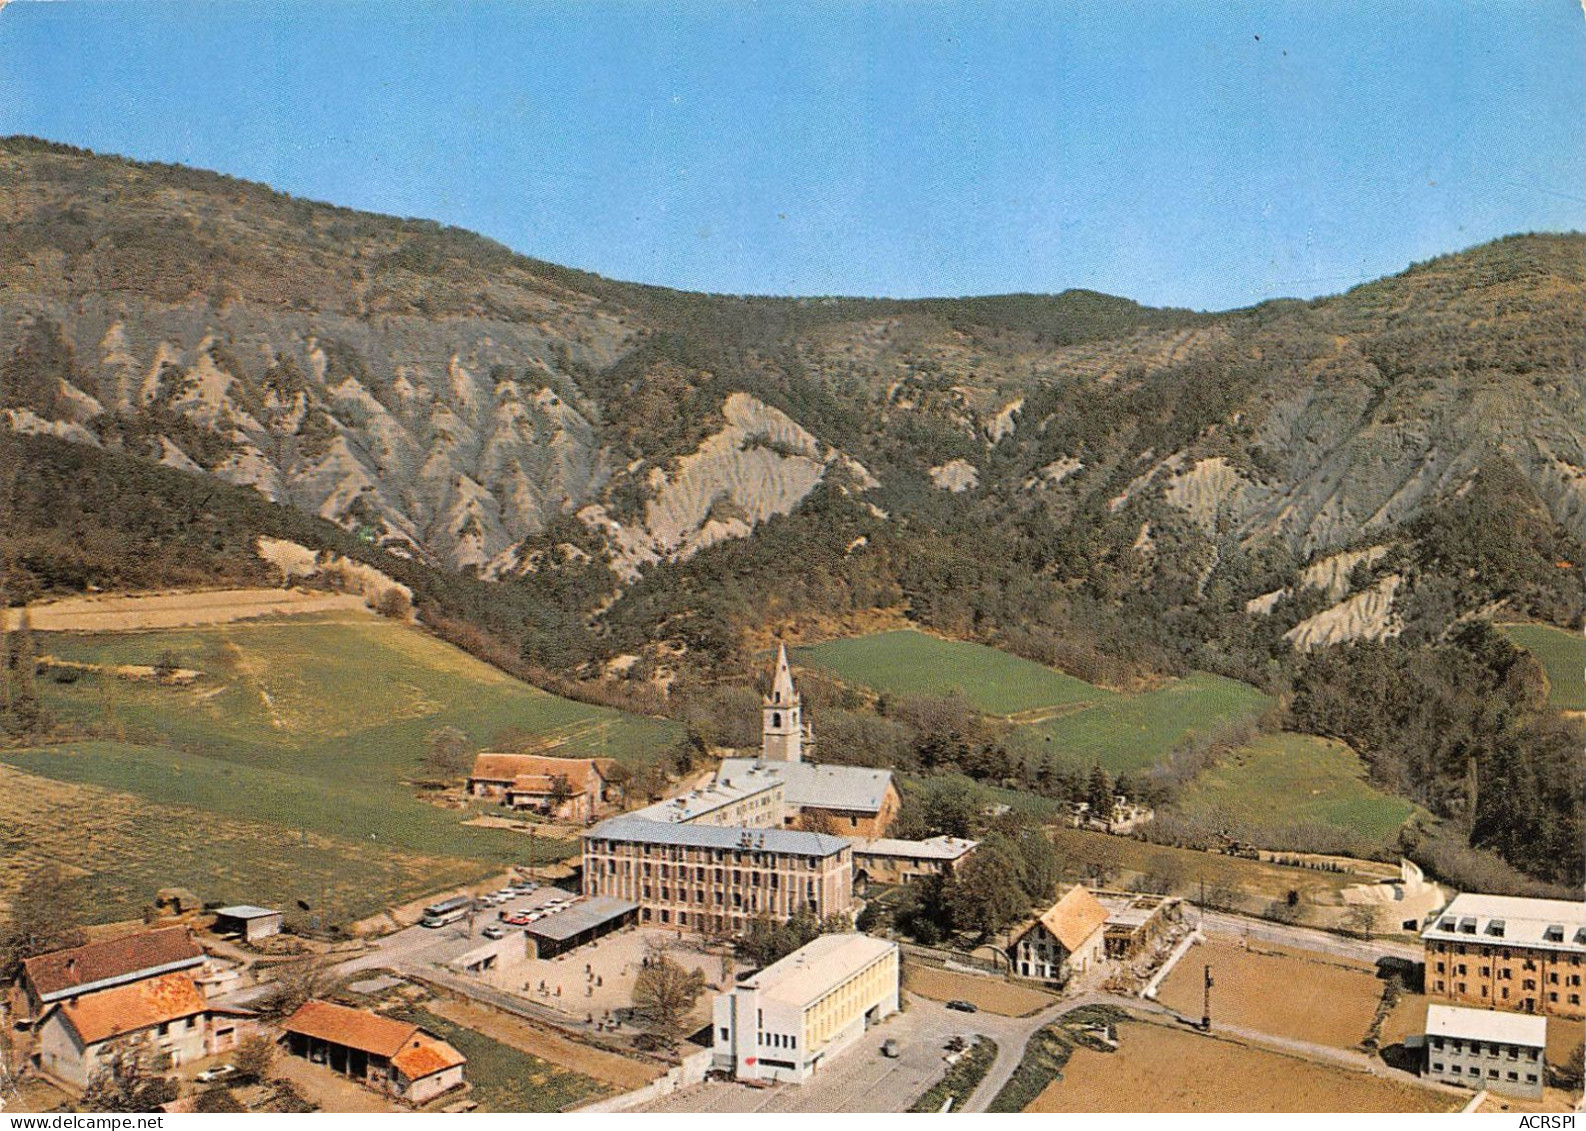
[
  {"left": 1424, "top": 1003, "right": 1547, "bottom": 1100},
  {"left": 1009, "top": 886, "right": 1110, "bottom": 984},
  {"left": 581, "top": 817, "right": 854, "bottom": 932},
  {"left": 1421, "top": 893, "right": 1586, "bottom": 1019},
  {"left": 712, "top": 933, "right": 899, "bottom": 1084}
]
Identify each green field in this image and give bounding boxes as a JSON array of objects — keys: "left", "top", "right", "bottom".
[
  {"left": 0, "top": 761, "right": 481, "bottom": 925},
  {"left": 798, "top": 630, "right": 1269, "bottom": 774},
  {"left": 1176, "top": 733, "right": 1420, "bottom": 851},
  {"left": 1010, "top": 672, "right": 1271, "bottom": 775},
  {"left": 4, "top": 613, "right": 679, "bottom": 922},
  {"left": 795, "top": 630, "right": 1108, "bottom": 717},
  {"left": 1499, "top": 622, "right": 1585, "bottom": 712}
]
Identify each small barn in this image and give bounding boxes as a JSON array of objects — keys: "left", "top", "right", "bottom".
[
  {"left": 281, "top": 999, "right": 466, "bottom": 1105},
  {"left": 212, "top": 905, "right": 284, "bottom": 943}
]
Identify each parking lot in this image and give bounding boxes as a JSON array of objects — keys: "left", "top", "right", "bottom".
[{"left": 637, "top": 996, "right": 982, "bottom": 1113}]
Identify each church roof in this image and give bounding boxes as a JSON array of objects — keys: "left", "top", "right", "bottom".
[{"left": 717, "top": 759, "right": 895, "bottom": 815}]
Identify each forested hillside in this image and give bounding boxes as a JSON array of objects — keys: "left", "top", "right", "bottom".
[{"left": 1, "top": 136, "right": 1581, "bottom": 887}]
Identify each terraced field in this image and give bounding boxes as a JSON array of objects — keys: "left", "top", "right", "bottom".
[
  {"left": 795, "top": 630, "right": 1107, "bottom": 716},
  {"left": 0, "top": 763, "right": 480, "bottom": 923},
  {"left": 4, "top": 612, "right": 680, "bottom": 923},
  {"left": 1499, "top": 622, "right": 1585, "bottom": 712},
  {"left": 1175, "top": 733, "right": 1420, "bottom": 852},
  {"left": 797, "top": 630, "right": 1270, "bottom": 774}
]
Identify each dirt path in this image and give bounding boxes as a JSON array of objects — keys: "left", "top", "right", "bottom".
[
  {"left": 425, "top": 997, "right": 663, "bottom": 1090},
  {"left": 3, "top": 588, "right": 370, "bottom": 632}
]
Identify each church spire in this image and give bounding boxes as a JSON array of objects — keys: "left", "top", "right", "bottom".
[
  {"left": 761, "top": 642, "right": 804, "bottom": 763},
  {"left": 769, "top": 643, "right": 796, "bottom": 707}
]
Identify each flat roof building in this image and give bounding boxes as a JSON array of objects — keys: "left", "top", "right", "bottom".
[
  {"left": 212, "top": 905, "right": 284, "bottom": 943},
  {"left": 525, "top": 896, "right": 639, "bottom": 958},
  {"left": 712, "top": 933, "right": 899, "bottom": 1084},
  {"left": 1422, "top": 893, "right": 1586, "bottom": 1019},
  {"left": 582, "top": 817, "right": 854, "bottom": 933},
  {"left": 1424, "top": 1003, "right": 1547, "bottom": 1100}
]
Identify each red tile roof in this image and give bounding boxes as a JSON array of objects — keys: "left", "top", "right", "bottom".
[
  {"left": 57, "top": 972, "right": 208, "bottom": 1046},
  {"left": 470, "top": 753, "right": 615, "bottom": 794},
  {"left": 281, "top": 1000, "right": 421, "bottom": 1059},
  {"left": 393, "top": 1036, "right": 466, "bottom": 1080},
  {"left": 23, "top": 927, "right": 204, "bottom": 1001}
]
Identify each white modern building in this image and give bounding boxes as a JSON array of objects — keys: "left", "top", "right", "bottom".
[
  {"left": 1424, "top": 1003, "right": 1548, "bottom": 1100},
  {"left": 712, "top": 933, "right": 899, "bottom": 1083}
]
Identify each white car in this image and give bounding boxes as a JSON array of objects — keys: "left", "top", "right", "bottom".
[
  {"left": 481, "top": 925, "right": 507, "bottom": 940},
  {"left": 196, "top": 1064, "right": 237, "bottom": 1083}
]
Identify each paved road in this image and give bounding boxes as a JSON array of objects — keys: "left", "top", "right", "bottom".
[{"left": 1197, "top": 909, "right": 1422, "bottom": 964}]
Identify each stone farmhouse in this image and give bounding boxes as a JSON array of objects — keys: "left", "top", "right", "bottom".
[
  {"left": 1008, "top": 886, "right": 1111, "bottom": 984},
  {"left": 468, "top": 752, "right": 620, "bottom": 823}
]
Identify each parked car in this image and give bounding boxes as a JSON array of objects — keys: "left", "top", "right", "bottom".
[
  {"left": 503, "top": 912, "right": 533, "bottom": 926},
  {"left": 945, "top": 1000, "right": 978, "bottom": 1013},
  {"left": 196, "top": 1064, "right": 237, "bottom": 1083},
  {"left": 881, "top": 1039, "right": 900, "bottom": 1058},
  {"left": 481, "top": 925, "right": 507, "bottom": 940}
]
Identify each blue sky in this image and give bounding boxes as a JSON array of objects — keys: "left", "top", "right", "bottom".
[{"left": 1, "top": 1, "right": 1580, "bottom": 310}]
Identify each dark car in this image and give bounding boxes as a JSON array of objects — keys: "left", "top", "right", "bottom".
[{"left": 944, "top": 1000, "right": 978, "bottom": 1013}]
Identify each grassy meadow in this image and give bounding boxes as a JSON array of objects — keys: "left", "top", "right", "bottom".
[
  {"left": 1498, "top": 622, "right": 1585, "bottom": 712},
  {"left": 798, "top": 630, "right": 1270, "bottom": 775},
  {"left": 795, "top": 630, "right": 1107, "bottom": 716},
  {"left": 1175, "top": 733, "right": 1420, "bottom": 852},
  {"left": 5, "top": 612, "right": 679, "bottom": 924}
]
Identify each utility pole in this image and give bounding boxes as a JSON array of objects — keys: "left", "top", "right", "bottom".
[
  {"left": 1201, "top": 964, "right": 1214, "bottom": 1031},
  {"left": 529, "top": 825, "right": 537, "bottom": 881},
  {"left": 1198, "top": 874, "right": 1206, "bottom": 931}
]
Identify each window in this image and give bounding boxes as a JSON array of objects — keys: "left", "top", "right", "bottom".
[
  {"left": 1526, "top": 1074, "right": 1538, "bottom": 1084},
  {"left": 1431, "top": 1062, "right": 1443, "bottom": 1073},
  {"left": 720, "top": 1027, "right": 729, "bottom": 1041},
  {"left": 1488, "top": 1069, "right": 1499, "bottom": 1079}
]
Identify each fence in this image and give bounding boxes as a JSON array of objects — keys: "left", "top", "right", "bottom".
[{"left": 575, "top": 1049, "right": 713, "bottom": 1113}]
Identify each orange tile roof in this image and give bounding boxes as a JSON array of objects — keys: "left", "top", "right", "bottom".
[
  {"left": 1035, "top": 886, "right": 1110, "bottom": 952},
  {"left": 508, "top": 774, "right": 558, "bottom": 794},
  {"left": 24, "top": 927, "right": 204, "bottom": 1000},
  {"left": 392, "top": 1035, "right": 466, "bottom": 1080},
  {"left": 57, "top": 972, "right": 208, "bottom": 1045},
  {"left": 471, "top": 753, "right": 615, "bottom": 794},
  {"left": 282, "top": 1000, "right": 421, "bottom": 1059}
]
